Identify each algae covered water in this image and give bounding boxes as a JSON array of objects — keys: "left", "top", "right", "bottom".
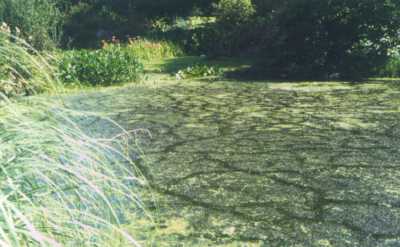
[{"left": 67, "top": 79, "right": 400, "bottom": 246}]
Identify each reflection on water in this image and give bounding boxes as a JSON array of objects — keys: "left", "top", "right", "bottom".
[{"left": 69, "top": 80, "right": 400, "bottom": 246}]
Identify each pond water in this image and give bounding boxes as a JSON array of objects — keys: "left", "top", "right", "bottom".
[{"left": 67, "top": 78, "right": 400, "bottom": 246}]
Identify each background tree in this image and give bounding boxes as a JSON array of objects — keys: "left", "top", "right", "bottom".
[
  {"left": 258, "top": 0, "right": 400, "bottom": 79},
  {"left": 60, "top": 0, "right": 215, "bottom": 48},
  {"left": 0, "top": 0, "right": 63, "bottom": 50},
  {"left": 197, "top": 0, "right": 400, "bottom": 79}
]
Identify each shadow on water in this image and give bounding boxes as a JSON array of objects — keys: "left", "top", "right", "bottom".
[
  {"left": 151, "top": 56, "right": 255, "bottom": 76},
  {"left": 156, "top": 56, "right": 393, "bottom": 86},
  {"left": 67, "top": 77, "right": 400, "bottom": 246}
]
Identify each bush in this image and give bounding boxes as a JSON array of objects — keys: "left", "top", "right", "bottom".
[
  {"left": 377, "top": 56, "right": 400, "bottom": 78},
  {"left": 175, "top": 0, "right": 260, "bottom": 57},
  {"left": 214, "top": 0, "right": 255, "bottom": 23},
  {"left": 58, "top": 44, "right": 144, "bottom": 86}
]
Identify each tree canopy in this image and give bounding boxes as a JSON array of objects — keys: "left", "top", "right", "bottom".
[
  {"left": 258, "top": 0, "right": 400, "bottom": 79},
  {"left": 1, "top": 0, "right": 399, "bottom": 79},
  {"left": 206, "top": 0, "right": 400, "bottom": 79}
]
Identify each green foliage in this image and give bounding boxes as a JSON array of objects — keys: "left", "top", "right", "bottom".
[
  {"left": 61, "top": 2, "right": 136, "bottom": 48},
  {"left": 377, "top": 56, "right": 400, "bottom": 78},
  {"left": 126, "top": 38, "right": 184, "bottom": 61},
  {"left": 60, "top": 0, "right": 216, "bottom": 48},
  {"left": 182, "top": 0, "right": 260, "bottom": 56},
  {"left": 133, "top": 0, "right": 215, "bottom": 18},
  {"left": 58, "top": 37, "right": 182, "bottom": 87},
  {"left": 0, "top": 100, "right": 143, "bottom": 246},
  {"left": 256, "top": 0, "right": 400, "bottom": 79},
  {"left": 2, "top": 0, "right": 398, "bottom": 80},
  {"left": 0, "top": 28, "right": 61, "bottom": 97},
  {"left": 0, "top": 31, "right": 143, "bottom": 246},
  {"left": 213, "top": 0, "right": 255, "bottom": 23},
  {"left": 175, "top": 64, "right": 222, "bottom": 79},
  {"left": 196, "top": 0, "right": 400, "bottom": 79},
  {"left": 58, "top": 44, "right": 144, "bottom": 86},
  {"left": 0, "top": 0, "right": 63, "bottom": 50}
]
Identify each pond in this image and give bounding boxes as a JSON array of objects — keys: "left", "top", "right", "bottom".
[{"left": 66, "top": 77, "right": 400, "bottom": 246}]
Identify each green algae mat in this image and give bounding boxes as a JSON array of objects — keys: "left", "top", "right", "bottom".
[{"left": 66, "top": 77, "right": 400, "bottom": 246}]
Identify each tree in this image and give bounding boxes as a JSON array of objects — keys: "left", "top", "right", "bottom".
[
  {"left": 0, "top": 0, "right": 63, "bottom": 50},
  {"left": 257, "top": 0, "right": 400, "bottom": 79},
  {"left": 60, "top": 0, "right": 216, "bottom": 48},
  {"left": 200, "top": 0, "right": 400, "bottom": 79}
]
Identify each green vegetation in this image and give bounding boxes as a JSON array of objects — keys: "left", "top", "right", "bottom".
[
  {"left": 0, "top": 28, "right": 144, "bottom": 247},
  {"left": 59, "top": 0, "right": 213, "bottom": 48},
  {"left": 0, "top": 99, "right": 144, "bottom": 246},
  {"left": 58, "top": 43, "right": 144, "bottom": 86},
  {"left": 175, "top": 64, "right": 223, "bottom": 80},
  {"left": 378, "top": 56, "right": 400, "bottom": 78},
  {"left": 0, "top": 27, "right": 61, "bottom": 97},
  {"left": 202, "top": 0, "right": 400, "bottom": 79},
  {"left": 1, "top": 0, "right": 400, "bottom": 246},
  {"left": 125, "top": 38, "right": 184, "bottom": 61},
  {"left": 0, "top": 0, "right": 63, "bottom": 50},
  {"left": 57, "top": 38, "right": 184, "bottom": 86},
  {"left": 2, "top": 0, "right": 400, "bottom": 78}
]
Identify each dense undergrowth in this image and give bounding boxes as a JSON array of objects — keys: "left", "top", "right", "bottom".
[
  {"left": 0, "top": 30, "right": 146, "bottom": 246},
  {"left": 377, "top": 56, "right": 400, "bottom": 78},
  {"left": 57, "top": 38, "right": 183, "bottom": 86},
  {"left": 58, "top": 45, "right": 143, "bottom": 86}
]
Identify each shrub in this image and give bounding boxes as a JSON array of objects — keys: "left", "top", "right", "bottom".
[
  {"left": 58, "top": 44, "right": 144, "bottom": 86},
  {"left": 181, "top": 0, "right": 259, "bottom": 57},
  {"left": 213, "top": 0, "right": 255, "bottom": 23},
  {"left": 377, "top": 55, "right": 400, "bottom": 78}
]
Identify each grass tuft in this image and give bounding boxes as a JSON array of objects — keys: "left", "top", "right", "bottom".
[
  {"left": 0, "top": 30, "right": 62, "bottom": 97},
  {"left": 0, "top": 29, "right": 146, "bottom": 246}
]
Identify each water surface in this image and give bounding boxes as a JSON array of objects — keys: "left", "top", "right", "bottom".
[{"left": 67, "top": 78, "right": 400, "bottom": 246}]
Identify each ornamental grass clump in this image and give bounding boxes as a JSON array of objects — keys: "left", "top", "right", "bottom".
[
  {"left": 0, "top": 27, "right": 146, "bottom": 246},
  {"left": 0, "top": 23, "right": 61, "bottom": 97}
]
